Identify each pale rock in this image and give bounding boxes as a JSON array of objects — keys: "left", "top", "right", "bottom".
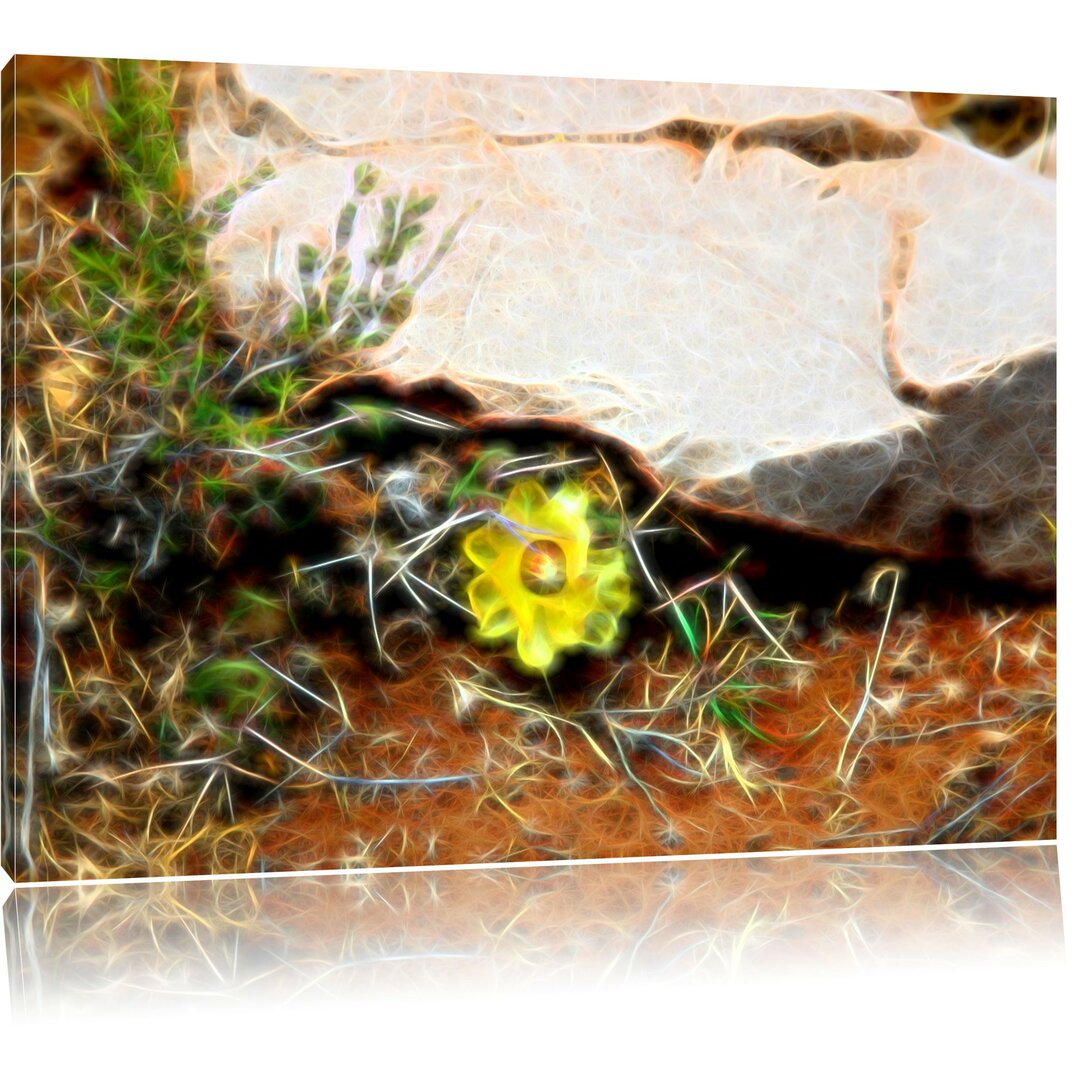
[{"left": 189, "top": 67, "right": 1056, "bottom": 587}]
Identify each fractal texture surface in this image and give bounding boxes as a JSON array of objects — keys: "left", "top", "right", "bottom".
[{"left": 1, "top": 59, "right": 1055, "bottom": 880}]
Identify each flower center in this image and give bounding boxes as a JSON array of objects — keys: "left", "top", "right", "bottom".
[{"left": 520, "top": 540, "right": 568, "bottom": 595}]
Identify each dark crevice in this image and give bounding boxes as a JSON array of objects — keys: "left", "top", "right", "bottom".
[
  {"left": 295, "top": 377, "right": 1054, "bottom": 616},
  {"left": 732, "top": 113, "right": 923, "bottom": 167},
  {"left": 651, "top": 119, "right": 729, "bottom": 153},
  {"left": 495, "top": 113, "right": 924, "bottom": 167},
  {"left": 491, "top": 119, "right": 730, "bottom": 154}
]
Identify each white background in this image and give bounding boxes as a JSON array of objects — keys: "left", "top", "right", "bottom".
[{"left": 2, "top": 3, "right": 1075, "bottom": 1076}]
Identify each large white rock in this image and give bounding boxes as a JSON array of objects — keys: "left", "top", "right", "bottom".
[{"left": 188, "top": 67, "right": 1056, "bottom": 586}]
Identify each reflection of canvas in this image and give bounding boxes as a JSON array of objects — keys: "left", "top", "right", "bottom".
[
  {"left": 2, "top": 59, "right": 1056, "bottom": 880},
  {"left": 5, "top": 847, "right": 1064, "bottom": 1008}
]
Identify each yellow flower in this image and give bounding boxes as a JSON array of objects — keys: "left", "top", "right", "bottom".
[{"left": 463, "top": 480, "right": 633, "bottom": 671}]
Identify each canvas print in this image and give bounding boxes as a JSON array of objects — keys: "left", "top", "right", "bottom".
[{"left": 2, "top": 59, "right": 1055, "bottom": 880}]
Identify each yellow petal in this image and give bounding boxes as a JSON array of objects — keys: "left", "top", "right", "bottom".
[
  {"left": 504, "top": 479, "right": 549, "bottom": 521},
  {"left": 463, "top": 525, "right": 505, "bottom": 570},
  {"left": 549, "top": 484, "right": 589, "bottom": 523},
  {"left": 582, "top": 610, "right": 619, "bottom": 648},
  {"left": 516, "top": 609, "right": 556, "bottom": 670}
]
